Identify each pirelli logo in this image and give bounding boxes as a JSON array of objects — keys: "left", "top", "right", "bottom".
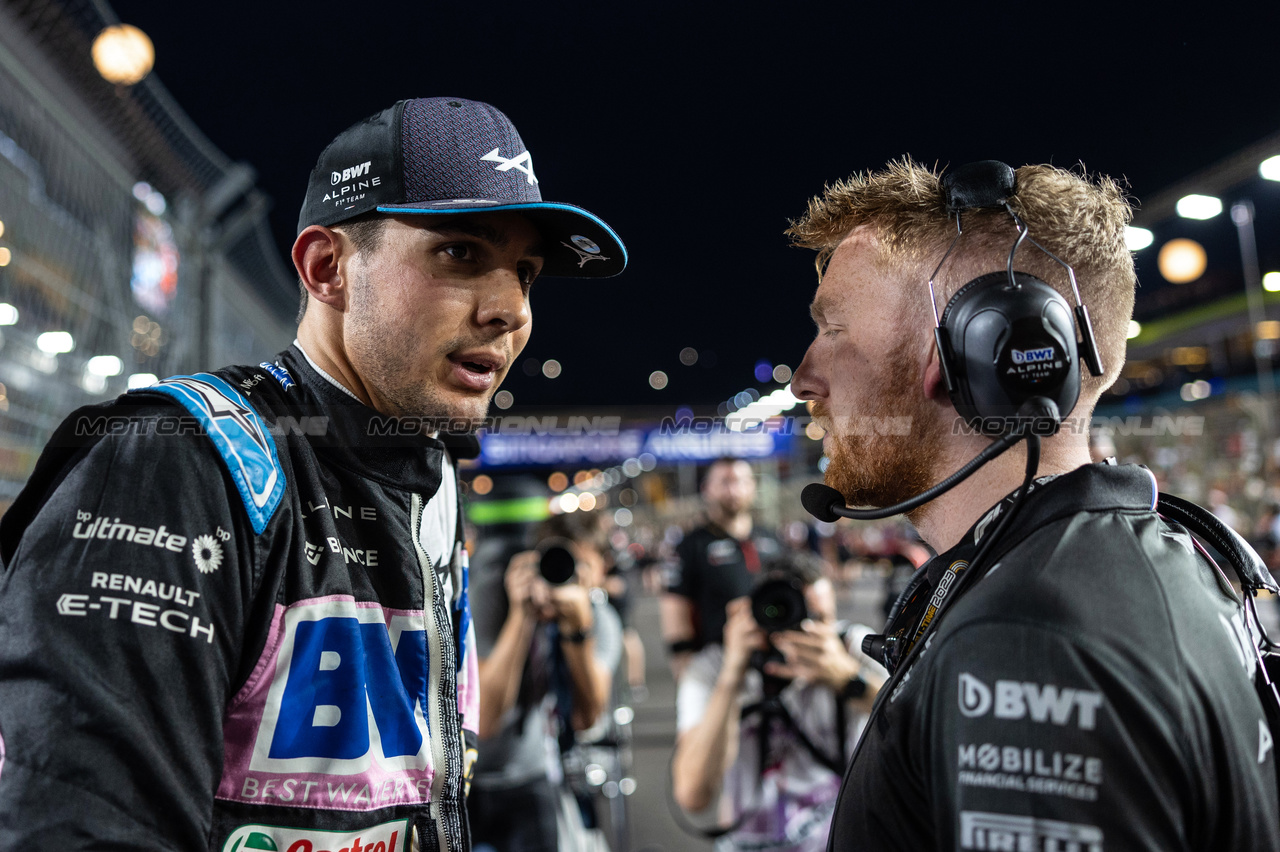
[{"left": 960, "top": 810, "right": 1103, "bottom": 851}]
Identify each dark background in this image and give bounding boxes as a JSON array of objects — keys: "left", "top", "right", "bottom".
[{"left": 106, "top": 0, "right": 1280, "bottom": 409}]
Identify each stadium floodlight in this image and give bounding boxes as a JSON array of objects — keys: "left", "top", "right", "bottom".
[
  {"left": 1260, "top": 155, "right": 1280, "bottom": 182},
  {"left": 87, "top": 355, "right": 124, "bottom": 377},
  {"left": 1125, "top": 227, "right": 1154, "bottom": 251},
  {"left": 36, "top": 331, "right": 74, "bottom": 354},
  {"left": 1264, "top": 272, "right": 1280, "bottom": 293},
  {"left": 1175, "top": 194, "right": 1223, "bottom": 220},
  {"left": 1127, "top": 321, "right": 1142, "bottom": 339},
  {"left": 127, "top": 373, "right": 159, "bottom": 389}
]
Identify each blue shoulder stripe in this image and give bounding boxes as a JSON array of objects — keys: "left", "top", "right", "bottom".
[{"left": 141, "top": 373, "right": 285, "bottom": 534}]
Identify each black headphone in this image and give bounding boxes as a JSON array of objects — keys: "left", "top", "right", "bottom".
[
  {"left": 802, "top": 160, "right": 1109, "bottom": 524},
  {"left": 931, "top": 160, "right": 1105, "bottom": 435}
]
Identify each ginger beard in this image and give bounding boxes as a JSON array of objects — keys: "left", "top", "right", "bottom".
[{"left": 817, "top": 335, "right": 942, "bottom": 509}]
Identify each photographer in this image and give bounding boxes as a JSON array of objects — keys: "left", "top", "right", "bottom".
[
  {"left": 671, "top": 554, "right": 886, "bottom": 852},
  {"left": 663, "top": 457, "right": 782, "bottom": 680},
  {"left": 469, "top": 510, "right": 622, "bottom": 852}
]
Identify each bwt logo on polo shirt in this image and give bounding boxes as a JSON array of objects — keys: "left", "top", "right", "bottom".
[
  {"left": 958, "top": 673, "right": 1103, "bottom": 730},
  {"left": 332, "top": 162, "right": 372, "bottom": 185}
]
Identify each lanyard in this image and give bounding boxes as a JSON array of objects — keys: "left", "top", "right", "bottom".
[{"left": 905, "top": 559, "right": 969, "bottom": 658}]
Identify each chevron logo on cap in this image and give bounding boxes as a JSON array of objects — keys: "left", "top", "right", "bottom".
[{"left": 480, "top": 147, "right": 538, "bottom": 185}]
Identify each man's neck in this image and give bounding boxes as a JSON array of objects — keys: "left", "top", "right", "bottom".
[
  {"left": 296, "top": 321, "right": 370, "bottom": 407},
  {"left": 908, "top": 437, "right": 1092, "bottom": 554},
  {"left": 708, "top": 509, "right": 752, "bottom": 540}
]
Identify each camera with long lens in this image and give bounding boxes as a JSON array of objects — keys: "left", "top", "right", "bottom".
[
  {"left": 748, "top": 571, "right": 811, "bottom": 694},
  {"left": 750, "top": 572, "right": 809, "bottom": 632},
  {"left": 537, "top": 537, "right": 578, "bottom": 585}
]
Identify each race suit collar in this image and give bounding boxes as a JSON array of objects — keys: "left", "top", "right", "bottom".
[{"left": 276, "top": 345, "right": 447, "bottom": 497}]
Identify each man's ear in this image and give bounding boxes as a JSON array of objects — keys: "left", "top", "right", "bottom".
[{"left": 292, "top": 226, "right": 347, "bottom": 310}]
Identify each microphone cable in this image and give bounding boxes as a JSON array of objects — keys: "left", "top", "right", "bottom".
[
  {"left": 819, "top": 427, "right": 1039, "bottom": 818},
  {"left": 802, "top": 431, "right": 1023, "bottom": 522}
]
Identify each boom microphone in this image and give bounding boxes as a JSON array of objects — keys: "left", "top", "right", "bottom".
[
  {"left": 801, "top": 398, "right": 1058, "bottom": 522},
  {"left": 801, "top": 484, "right": 846, "bottom": 523}
]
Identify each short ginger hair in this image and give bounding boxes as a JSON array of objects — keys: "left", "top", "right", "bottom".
[{"left": 786, "top": 157, "right": 1137, "bottom": 401}]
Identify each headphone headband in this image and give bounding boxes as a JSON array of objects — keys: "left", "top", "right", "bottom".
[{"left": 931, "top": 161, "right": 1105, "bottom": 435}]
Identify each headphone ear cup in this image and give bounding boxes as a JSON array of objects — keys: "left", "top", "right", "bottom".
[{"left": 939, "top": 272, "right": 1081, "bottom": 434}]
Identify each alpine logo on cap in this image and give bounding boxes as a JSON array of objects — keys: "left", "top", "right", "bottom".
[{"left": 480, "top": 148, "right": 537, "bottom": 185}]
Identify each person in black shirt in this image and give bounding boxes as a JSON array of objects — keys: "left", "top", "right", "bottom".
[
  {"left": 663, "top": 458, "right": 780, "bottom": 680},
  {"left": 786, "top": 158, "right": 1279, "bottom": 850}
]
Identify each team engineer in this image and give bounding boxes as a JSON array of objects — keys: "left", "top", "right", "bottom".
[
  {"left": 787, "top": 159, "right": 1279, "bottom": 850},
  {"left": 0, "top": 97, "right": 625, "bottom": 850}
]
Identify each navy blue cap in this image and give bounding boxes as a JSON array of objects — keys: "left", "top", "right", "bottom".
[{"left": 298, "top": 97, "right": 626, "bottom": 278}]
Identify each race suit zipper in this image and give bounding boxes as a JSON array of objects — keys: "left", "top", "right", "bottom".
[{"left": 410, "top": 492, "right": 455, "bottom": 852}]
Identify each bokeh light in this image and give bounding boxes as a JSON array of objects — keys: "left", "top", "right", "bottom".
[
  {"left": 1157, "top": 239, "right": 1207, "bottom": 284},
  {"left": 92, "top": 24, "right": 155, "bottom": 85}
]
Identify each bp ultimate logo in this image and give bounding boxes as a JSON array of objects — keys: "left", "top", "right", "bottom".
[{"left": 218, "top": 598, "right": 438, "bottom": 809}]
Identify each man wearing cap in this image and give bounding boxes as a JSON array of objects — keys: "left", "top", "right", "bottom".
[{"left": 0, "top": 98, "right": 625, "bottom": 851}]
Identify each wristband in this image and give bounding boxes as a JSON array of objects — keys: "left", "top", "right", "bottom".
[
  {"left": 840, "top": 674, "right": 867, "bottom": 700},
  {"left": 560, "top": 628, "right": 593, "bottom": 644}
]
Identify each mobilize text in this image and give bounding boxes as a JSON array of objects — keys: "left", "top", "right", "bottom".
[
  {"left": 959, "top": 743, "right": 1102, "bottom": 784},
  {"left": 957, "top": 741, "right": 1104, "bottom": 802}
]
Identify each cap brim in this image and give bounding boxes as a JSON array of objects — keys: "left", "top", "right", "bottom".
[{"left": 376, "top": 199, "right": 627, "bottom": 278}]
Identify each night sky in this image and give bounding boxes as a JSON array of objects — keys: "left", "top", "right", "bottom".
[{"left": 105, "top": 1, "right": 1280, "bottom": 411}]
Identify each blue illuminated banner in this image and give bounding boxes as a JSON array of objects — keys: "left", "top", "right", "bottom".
[{"left": 476, "top": 421, "right": 795, "bottom": 468}]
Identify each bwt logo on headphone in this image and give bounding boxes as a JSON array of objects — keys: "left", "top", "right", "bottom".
[
  {"left": 958, "top": 672, "right": 1103, "bottom": 730},
  {"left": 1010, "top": 347, "right": 1056, "bottom": 365},
  {"left": 331, "top": 161, "right": 372, "bottom": 185}
]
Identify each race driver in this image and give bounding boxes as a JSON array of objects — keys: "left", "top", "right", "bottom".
[{"left": 0, "top": 97, "right": 626, "bottom": 851}]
